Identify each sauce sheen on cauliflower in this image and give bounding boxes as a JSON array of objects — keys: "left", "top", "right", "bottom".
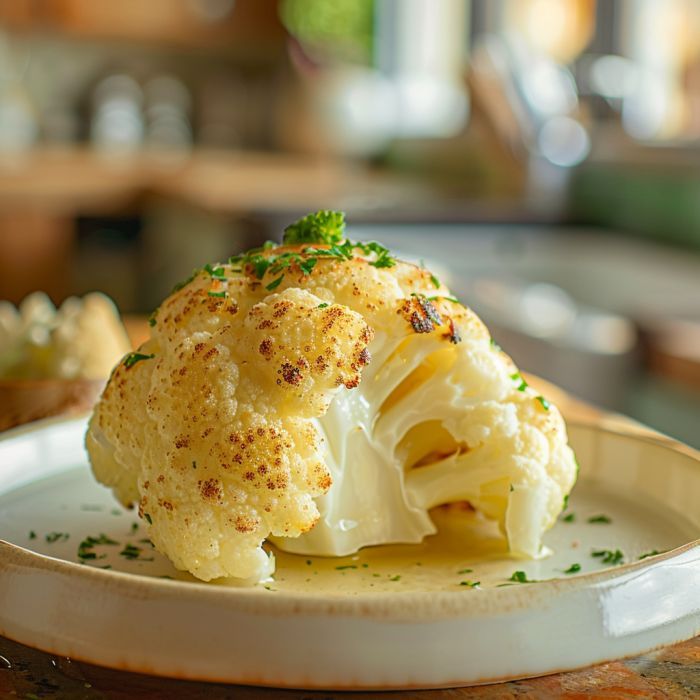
[{"left": 86, "top": 211, "right": 577, "bottom": 583}]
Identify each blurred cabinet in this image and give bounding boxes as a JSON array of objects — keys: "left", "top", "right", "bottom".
[{"left": 0, "top": 0, "right": 285, "bottom": 53}]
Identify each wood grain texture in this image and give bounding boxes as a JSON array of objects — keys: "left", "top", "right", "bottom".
[{"left": 0, "top": 635, "right": 698, "bottom": 698}]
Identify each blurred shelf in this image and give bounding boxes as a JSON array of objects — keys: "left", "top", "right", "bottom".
[
  {"left": 0, "top": 0, "right": 285, "bottom": 54},
  {"left": 0, "top": 147, "right": 391, "bottom": 216},
  {"left": 0, "top": 146, "right": 562, "bottom": 224}
]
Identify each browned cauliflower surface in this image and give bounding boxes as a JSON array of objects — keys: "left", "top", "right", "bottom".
[{"left": 87, "top": 211, "right": 577, "bottom": 583}]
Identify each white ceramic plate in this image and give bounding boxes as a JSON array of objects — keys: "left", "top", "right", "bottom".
[{"left": 0, "top": 415, "right": 699, "bottom": 689}]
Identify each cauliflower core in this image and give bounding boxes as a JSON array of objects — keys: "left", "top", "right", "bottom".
[{"left": 87, "top": 224, "right": 577, "bottom": 583}]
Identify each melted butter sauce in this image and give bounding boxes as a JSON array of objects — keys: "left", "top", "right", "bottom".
[
  {"left": 4, "top": 470, "right": 694, "bottom": 593},
  {"left": 267, "top": 507, "right": 509, "bottom": 594}
]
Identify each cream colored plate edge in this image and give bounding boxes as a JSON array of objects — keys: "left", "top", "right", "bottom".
[{"left": 0, "top": 415, "right": 699, "bottom": 690}]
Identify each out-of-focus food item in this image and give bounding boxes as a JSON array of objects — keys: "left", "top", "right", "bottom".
[
  {"left": 0, "top": 292, "right": 131, "bottom": 380},
  {"left": 87, "top": 211, "right": 578, "bottom": 584},
  {"left": 0, "top": 292, "right": 130, "bottom": 430}
]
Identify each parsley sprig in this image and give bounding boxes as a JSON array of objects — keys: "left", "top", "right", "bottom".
[{"left": 227, "top": 213, "right": 396, "bottom": 290}]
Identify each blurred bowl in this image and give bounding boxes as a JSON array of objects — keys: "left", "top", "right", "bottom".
[{"left": 0, "top": 378, "right": 104, "bottom": 432}]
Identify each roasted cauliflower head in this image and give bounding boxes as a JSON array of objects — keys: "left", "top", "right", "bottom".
[{"left": 87, "top": 211, "right": 577, "bottom": 583}]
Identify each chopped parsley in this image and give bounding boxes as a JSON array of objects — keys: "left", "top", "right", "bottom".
[
  {"left": 430, "top": 273, "right": 441, "bottom": 289},
  {"left": 123, "top": 352, "right": 155, "bottom": 369},
  {"left": 317, "top": 302, "right": 329, "bottom": 309},
  {"left": 335, "top": 565, "right": 357, "bottom": 570},
  {"left": 457, "top": 568, "right": 474, "bottom": 575},
  {"left": 77, "top": 533, "right": 118, "bottom": 561},
  {"left": 587, "top": 515, "right": 612, "bottom": 524},
  {"left": 562, "top": 512, "right": 576, "bottom": 523},
  {"left": 207, "top": 290, "right": 227, "bottom": 298},
  {"left": 592, "top": 548, "right": 624, "bottom": 565},
  {"left": 29, "top": 530, "right": 36, "bottom": 540},
  {"left": 130, "top": 523, "right": 139, "bottom": 533},
  {"left": 389, "top": 575, "right": 401, "bottom": 582},
  {"left": 45, "top": 532, "right": 69, "bottom": 544},
  {"left": 510, "top": 372, "right": 528, "bottom": 392},
  {"left": 535, "top": 396, "right": 550, "bottom": 411},
  {"left": 563, "top": 563, "right": 581, "bottom": 575},
  {"left": 639, "top": 549, "right": 662, "bottom": 560},
  {"left": 144, "top": 513, "right": 152, "bottom": 525},
  {"left": 490, "top": 338, "right": 502, "bottom": 351},
  {"left": 148, "top": 312, "right": 157, "bottom": 327},
  {"left": 192, "top": 460, "right": 197, "bottom": 470},
  {"left": 265, "top": 275, "right": 284, "bottom": 291},
  {"left": 120, "top": 543, "right": 153, "bottom": 561},
  {"left": 459, "top": 580, "right": 480, "bottom": 588},
  {"left": 509, "top": 570, "right": 535, "bottom": 583},
  {"left": 306, "top": 559, "right": 312, "bottom": 566},
  {"left": 227, "top": 212, "right": 396, "bottom": 292},
  {"left": 203, "top": 263, "right": 226, "bottom": 279}
]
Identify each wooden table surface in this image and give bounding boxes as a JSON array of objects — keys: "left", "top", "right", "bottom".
[{"left": 1, "top": 363, "right": 698, "bottom": 698}]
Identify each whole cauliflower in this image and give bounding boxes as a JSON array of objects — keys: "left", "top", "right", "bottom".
[{"left": 87, "top": 211, "right": 577, "bottom": 583}]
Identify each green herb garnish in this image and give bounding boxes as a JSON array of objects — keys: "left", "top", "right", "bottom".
[
  {"left": 536, "top": 396, "right": 550, "bottom": 411},
  {"left": 282, "top": 210, "right": 346, "bottom": 245},
  {"left": 389, "top": 575, "right": 401, "bottom": 582},
  {"left": 457, "top": 568, "right": 474, "bottom": 575},
  {"left": 459, "top": 580, "right": 480, "bottom": 588},
  {"left": 335, "top": 565, "right": 357, "bottom": 570},
  {"left": 430, "top": 273, "right": 441, "bottom": 289},
  {"left": 639, "top": 549, "right": 662, "bottom": 560},
  {"left": 78, "top": 533, "right": 118, "bottom": 561},
  {"left": 587, "top": 515, "right": 612, "bottom": 524},
  {"left": 123, "top": 352, "right": 155, "bottom": 369},
  {"left": 562, "top": 512, "right": 576, "bottom": 523},
  {"left": 592, "top": 548, "right": 624, "bottom": 565},
  {"left": 509, "top": 570, "right": 535, "bottom": 583},
  {"left": 45, "top": 532, "right": 69, "bottom": 544},
  {"left": 510, "top": 372, "right": 528, "bottom": 392},
  {"left": 119, "top": 543, "right": 153, "bottom": 561},
  {"left": 203, "top": 263, "right": 226, "bottom": 279},
  {"left": 29, "top": 530, "right": 36, "bottom": 540},
  {"left": 265, "top": 275, "right": 284, "bottom": 291},
  {"left": 563, "top": 563, "right": 581, "bottom": 574},
  {"left": 207, "top": 290, "right": 227, "bottom": 298},
  {"left": 317, "top": 303, "right": 329, "bottom": 309},
  {"left": 144, "top": 513, "right": 152, "bottom": 525}
]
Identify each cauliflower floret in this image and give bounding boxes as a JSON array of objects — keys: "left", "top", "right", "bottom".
[
  {"left": 87, "top": 282, "right": 372, "bottom": 582},
  {"left": 87, "top": 211, "right": 577, "bottom": 583}
]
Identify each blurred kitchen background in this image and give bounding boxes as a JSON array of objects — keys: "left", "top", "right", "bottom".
[{"left": 0, "top": 0, "right": 699, "bottom": 445}]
